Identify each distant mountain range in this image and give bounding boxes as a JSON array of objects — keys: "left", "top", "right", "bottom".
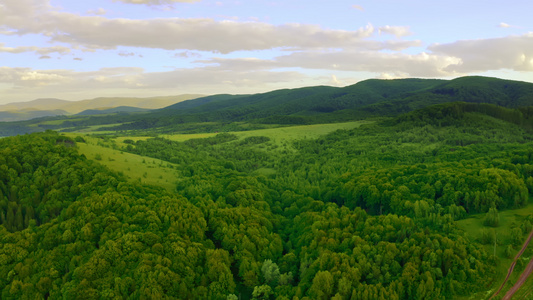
[
  {"left": 0, "top": 94, "right": 205, "bottom": 122},
  {"left": 0, "top": 109, "right": 69, "bottom": 122},
  {"left": 1, "top": 76, "right": 533, "bottom": 136}
]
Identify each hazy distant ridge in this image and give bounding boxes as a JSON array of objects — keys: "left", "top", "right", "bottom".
[{"left": 0, "top": 94, "right": 205, "bottom": 114}]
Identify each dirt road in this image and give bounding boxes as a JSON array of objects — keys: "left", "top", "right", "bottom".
[
  {"left": 502, "top": 256, "right": 533, "bottom": 299},
  {"left": 490, "top": 228, "right": 533, "bottom": 299}
]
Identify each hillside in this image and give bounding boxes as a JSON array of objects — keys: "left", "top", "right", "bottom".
[
  {"left": 2, "top": 76, "right": 533, "bottom": 137},
  {"left": 100, "top": 76, "right": 533, "bottom": 132}
]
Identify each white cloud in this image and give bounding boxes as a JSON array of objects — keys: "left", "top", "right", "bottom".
[
  {"left": 198, "top": 50, "right": 460, "bottom": 77},
  {"left": 498, "top": 22, "right": 511, "bottom": 28},
  {"left": 378, "top": 72, "right": 410, "bottom": 80},
  {"left": 1, "top": 0, "right": 531, "bottom": 104},
  {"left": 378, "top": 26, "right": 412, "bottom": 38},
  {"left": 498, "top": 22, "right": 521, "bottom": 29},
  {"left": 429, "top": 33, "right": 533, "bottom": 72},
  {"left": 0, "top": 1, "right": 397, "bottom": 54},
  {"left": 0, "top": 43, "right": 71, "bottom": 55},
  {"left": 0, "top": 67, "right": 71, "bottom": 87},
  {"left": 87, "top": 8, "right": 107, "bottom": 15},
  {"left": 329, "top": 74, "right": 341, "bottom": 86},
  {"left": 175, "top": 51, "right": 202, "bottom": 58},
  {"left": 44, "top": 17, "right": 379, "bottom": 53},
  {"left": 351, "top": 5, "right": 364, "bottom": 11},
  {"left": 118, "top": 51, "right": 136, "bottom": 57},
  {"left": 0, "top": 65, "right": 305, "bottom": 102}
]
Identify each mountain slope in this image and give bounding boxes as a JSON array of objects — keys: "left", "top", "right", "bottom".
[
  {"left": 357, "top": 76, "right": 533, "bottom": 116},
  {"left": 106, "top": 76, "right": 533, "bottom": 131},
  {"left": 109, "top": 79, "right": 444, "bottom": 129}
]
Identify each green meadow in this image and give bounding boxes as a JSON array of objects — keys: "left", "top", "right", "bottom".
[
  {"left": 67, "top": 121, "right": 370, "bottom": 191},
  {"left": 68, "top": 134, "right": 179, "bottom": 191},
  {"left": 160, "top": 120, "right": 371, "bottom": 147},
  {"left": 457, "top": 201, "right": 533, "bottom": 299}
]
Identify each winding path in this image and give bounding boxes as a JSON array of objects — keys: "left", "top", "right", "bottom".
[
  {"left": 502, "top": 256, "right": 533, "bottom": 299},
  {"left": 490, "top": 228, "right": 533, "bottom": 299}
]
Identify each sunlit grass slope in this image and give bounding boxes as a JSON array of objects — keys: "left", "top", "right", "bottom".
[
  {"left": 160, "top": 120, "right": 372, "bottom": 144},
  {"left": 69, "top": 135, "right": 179, "bottom": 191},
  {"left": 68, "top": 121, "right": 371, "bottom": 190}
]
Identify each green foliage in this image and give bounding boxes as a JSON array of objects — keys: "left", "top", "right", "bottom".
[
  {"left": 480, "top": 228, "right": 496, "bottom": 245},
  {"left": 3, "top": 99, "right": 533, "bottom": 298},
  {"left": 252, "top": 285, "right": 273, "bottom": 300},
  {"left": 261, "top": 260, "right": 281, "bottom": 285},
  {"left": 483, "top": 207, "right": 500, "bottom": 227}
]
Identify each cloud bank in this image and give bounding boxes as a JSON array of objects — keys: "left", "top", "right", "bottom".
[{"left": 0, "top": 0, "right": 532, "bottom": 103}]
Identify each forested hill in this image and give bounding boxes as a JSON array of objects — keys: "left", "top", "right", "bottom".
[
  {"left": 2, "top": 76, "right": 533, "bottom": 136},
  {"left": 103, "top": 76, "right": 533, "bottom": 131}
]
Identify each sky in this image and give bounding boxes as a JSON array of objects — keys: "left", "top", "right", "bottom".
[{"left": 0, "top": 0, "right": 532, "bottom": 104}]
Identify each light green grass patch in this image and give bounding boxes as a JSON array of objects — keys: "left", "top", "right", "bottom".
[
  {"left": 456, "top": 202, "right": 533, "bottom": 298},
  {"left": 114, "top": 136, "right": 151, "bottom": 147},
  {"left": 73, "top": 135, "right": 179, "bottom": 191},
  {"left": 160, "top": 132, "right": 218, "bottom": 142},
  {"left": 74, "top": 123, "right": 129, "bottom": 133},
  {"left": 233, "top": 121, "right": 371, "bottom": 143},
  {"left": 160, "top": 121, "right": 372, "bottom": 147},
  {"left": 37, "top": 119, "right": 71, "bottom": 126}
]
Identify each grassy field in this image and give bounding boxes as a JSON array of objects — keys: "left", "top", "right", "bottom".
[
  {"left": 68, "top": 134, "right": 179, "bottom": 191},
  {"left": 67, "top": 121, "right": 372, "bottom": 189},
  {"left": 457, "top": 202, "right": 533, "bottom": 299},
  {"left": 161, "top": 121, "right": 372, "bottom": 145}
]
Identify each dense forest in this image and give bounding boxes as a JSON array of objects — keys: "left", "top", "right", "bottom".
[{"left": 1, "top": 99, "right": 533, "bottom": 299}]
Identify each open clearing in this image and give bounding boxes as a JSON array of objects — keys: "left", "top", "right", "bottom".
[
  {"left": 457, "top": 202, "right": 533, "bottom": 299},
  {"left": 161, "top": 120, "right": 372, "bottom": 144},
  {"left": 68, "top": 134, "right": 179, "bottom": 192},
  {"left": 66, "top": 121, "right": 372, "bottom": 190}
]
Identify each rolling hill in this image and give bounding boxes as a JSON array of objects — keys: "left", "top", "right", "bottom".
[
  {"left": 104, "top": 76, "right": 533, "bottom": 131},
  {"left": 2, "top": 76, "right": 533, "bottom": 136}
]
